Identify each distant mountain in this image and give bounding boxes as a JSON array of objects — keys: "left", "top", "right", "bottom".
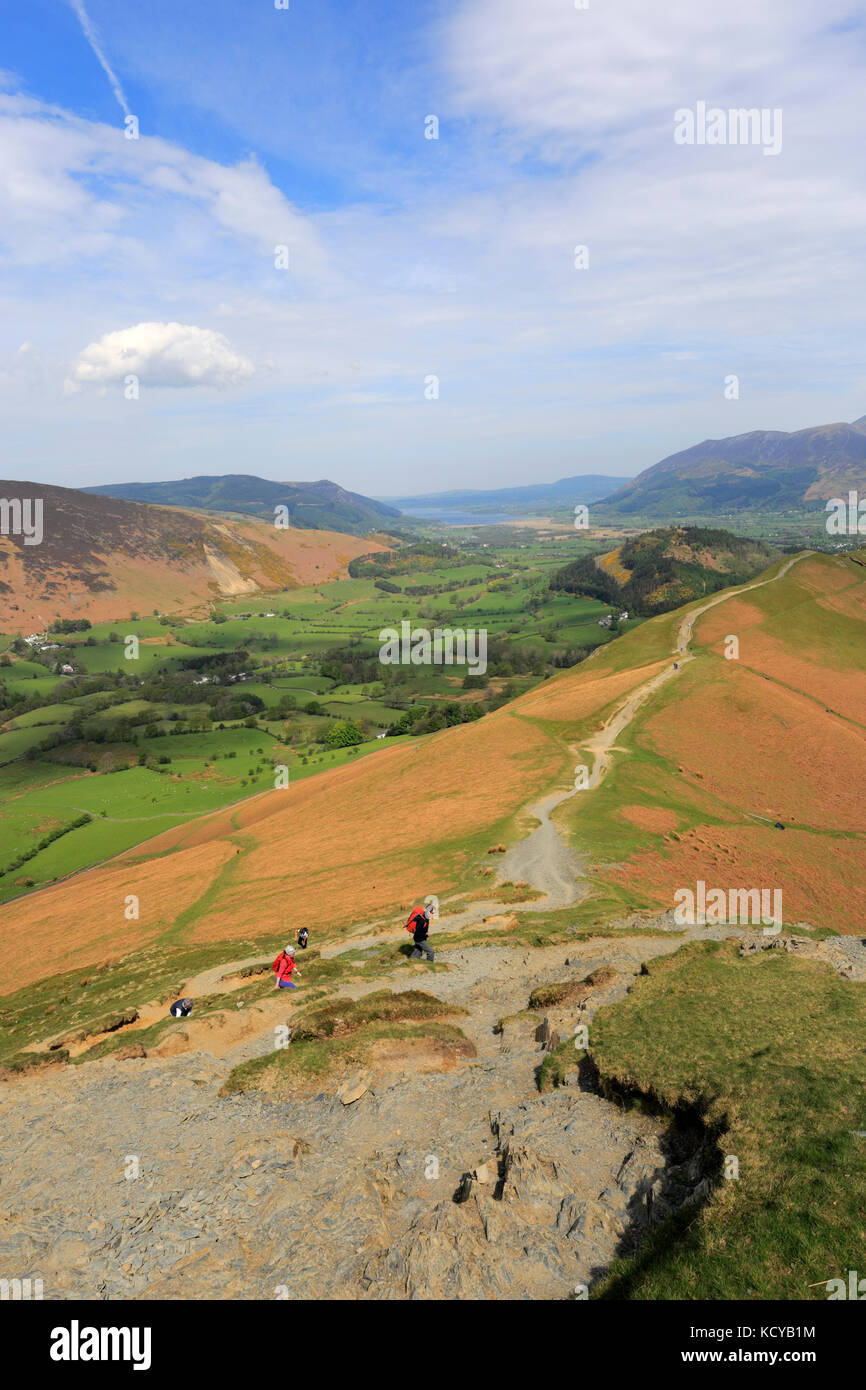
[
  {"left": 0, "top": 482, "right": 385, "bottom": 629},
  {"left": 550, "top": 526, "right": 779, "bottom": 616},
  {"left": 85, "top": 476, "right": 400, "bottom": 536},
  {"left": 383, "top": 475, "right": 631, "bottom": 512},
  {"left": 604, "top": 418, "right": 866, "bottom": 517}
]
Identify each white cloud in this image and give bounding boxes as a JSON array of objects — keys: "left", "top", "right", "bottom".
[{"left": 68, "top": 321, "right": 254, "bottom": 390}]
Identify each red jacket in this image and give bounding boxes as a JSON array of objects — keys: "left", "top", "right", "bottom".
[{"left": 273, "top": 951, "right": 295, "bottom": 981}]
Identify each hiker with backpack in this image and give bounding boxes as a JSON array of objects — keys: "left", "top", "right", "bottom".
[
  {"left": 273, "top": 945, "right": 301, "bottom": 989},
  {"left": 404, "top": 904, "right": 434, "bottom": 962},
  {"left": 169, "top": 998, "right": 194, "bottom": 1018},
  {"left": 297, "top": 928, "right": 309, "bottom": 950}
]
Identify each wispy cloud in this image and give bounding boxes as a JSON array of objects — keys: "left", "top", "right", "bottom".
[{"left": 68, "top": 0, "right": 131, "bottom": 119}]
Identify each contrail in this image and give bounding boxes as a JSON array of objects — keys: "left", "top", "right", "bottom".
[{"left": 68, "top": 0, "right": 131, "bottom": 119}]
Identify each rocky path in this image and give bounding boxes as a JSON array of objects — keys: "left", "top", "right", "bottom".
[{"left": 0, "top": 930, "right": 698, "bottom": 1300}]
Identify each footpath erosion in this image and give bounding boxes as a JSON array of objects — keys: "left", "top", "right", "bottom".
[{"left": 2, "top": 554, "right": 859, "bottom": 1300}]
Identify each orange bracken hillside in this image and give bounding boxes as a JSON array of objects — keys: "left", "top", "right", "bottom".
[
  {"left": 1, "top": 550, "right": 863, "bottom": 991},
  {"left": 577, "top": 552, "right": 866, "bottom": 931}
]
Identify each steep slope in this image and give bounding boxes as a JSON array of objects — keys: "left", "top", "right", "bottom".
[
  {"left": 1, "top": 550, "right": 863, "bottom": 994},
  {"left": 85, "top": 475, "right": 400, "bottom": 535},
  {"left": 605, "top": 417, "right": 866, "bottom": 516},
  {"left": 0, "top": 482, "right": 386, "bottom": 629}
]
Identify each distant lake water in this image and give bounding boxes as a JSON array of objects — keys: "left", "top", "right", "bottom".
[{"left": 399, "top": 507, "right": 532, "bottom": 526}]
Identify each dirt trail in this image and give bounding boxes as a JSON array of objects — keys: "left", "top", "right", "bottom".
[{"left": 313, "top": 554, "right": 812, "bottom": 964}]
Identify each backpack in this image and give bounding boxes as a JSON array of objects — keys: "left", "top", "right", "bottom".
[
  {"left": 405, "top": 908, "right": 427, "bottom": 934},
  {"left": 273, "top": 951, "right": 286, "bottom": 973}
]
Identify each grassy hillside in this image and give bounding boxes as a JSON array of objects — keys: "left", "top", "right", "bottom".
[
  {"left": 592, "top": 939, "right": 866, "bottom": 1300},
  {"left": 553, "top": 551, "right": 866, "bottom": 931},
  {"left": 0, "top": 530, "right": 636, "bottom": 909},
  {"left": 2, "top": 546, "right": 864, "bottom": 1305}
]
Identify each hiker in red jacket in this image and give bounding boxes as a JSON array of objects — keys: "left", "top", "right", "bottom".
[
  {"left": 273, "top": 945, "right": 301, "bottom": 989},
  {"left": 405, "top": 905, "right": 434, "bottom": 963}
]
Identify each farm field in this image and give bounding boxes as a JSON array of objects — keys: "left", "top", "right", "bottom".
[{"left": 0, "top": 532, "right": 635, "bottom": 905}]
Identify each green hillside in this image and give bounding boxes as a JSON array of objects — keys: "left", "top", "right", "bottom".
[
  {"left": 549, "top": 526, "right": 779, "bottom": 615},
  {"left": 85, "top": 475, "right": 400, "bottom": 536}
]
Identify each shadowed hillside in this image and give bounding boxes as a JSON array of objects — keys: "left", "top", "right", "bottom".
[{"left": 0, "top": 482, "right": 386, "bottom": 629}]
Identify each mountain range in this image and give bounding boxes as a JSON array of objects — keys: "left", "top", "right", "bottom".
[
  {"left": 85, "top": 476, "right": 400, "bottom": 536},
  {"left": 383, "top": 413, "right": 866, "bottom": 519},
  {"left": 79, "top": 410, "right": 866, "bottom": 530}
]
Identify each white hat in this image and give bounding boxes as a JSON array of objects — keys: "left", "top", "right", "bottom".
[{"left": 285, "top": 945, "right": 295, "bottom": 956}]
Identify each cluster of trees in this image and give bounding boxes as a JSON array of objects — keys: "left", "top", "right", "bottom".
[
  {"left": 348, "top": 540, "right": 462, "bottom": 579},
  {"left": 179, "top": 648, "right": 251, "bottom": 675},
  {"left": 326, "top": 719, "right": 363, "bottom": 747},
  {"left": 387, "top": 701, "right": 483, "bottom": 737},
  {"left": 51, "top": 618, "right": 92, "bottom": 634},
  {"left": 319, "top": 643, "right": 380, "bottom": 686}
]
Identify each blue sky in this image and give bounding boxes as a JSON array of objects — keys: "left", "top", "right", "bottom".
[{"left": 1, "top": 0, "right": 866, "bottom": 493}]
